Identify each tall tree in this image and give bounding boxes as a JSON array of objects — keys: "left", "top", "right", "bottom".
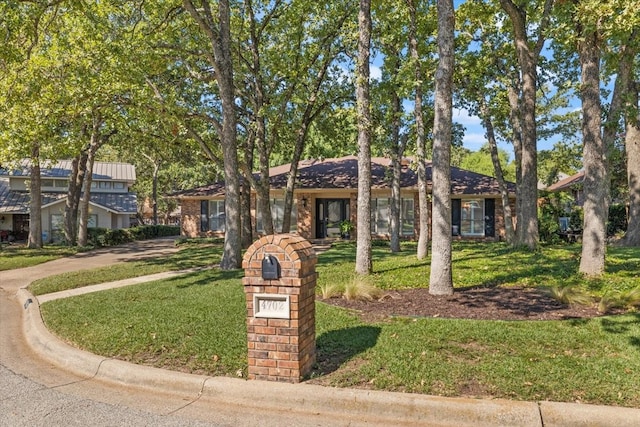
[
  {"left": 429, "top": 0, "right": 455, "bottom": 295},
  {"left": 624, "top": 82, "right": 640, "bottom": 246},
  {"left": 183, "top": 0, "right": 241, "bottom": 269},
  {"left": 355, "top": 0, "right": 373, "bottom": 275},
  {"left": 574, "top": 7, "right": 607, "bottom": 276},
  {"left": 499, "top": 0, "right": 553, "bottom": 249},
  {"left": 406, "top": 0, "right": 430, "bottom": 260}
]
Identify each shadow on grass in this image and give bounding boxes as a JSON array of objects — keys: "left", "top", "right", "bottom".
[
  {"left": 313, "top": 326, "right": 381, "bottom": 377},
  {"left": 170, "top": 268, "right": 244, "bottom": 288},
  {"left": 600, "top": 313, "right": 640, "bottom": 332}
]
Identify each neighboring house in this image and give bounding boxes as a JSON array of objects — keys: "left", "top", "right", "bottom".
[
  {"left": 0, "top": 160, "right": 137, "bottom": 243},
  {"left": 172, "top": 156, "right": 516, "bottom": 242},
  {"left": 545, "top": 170, "right": 585, "bottom": 206}
]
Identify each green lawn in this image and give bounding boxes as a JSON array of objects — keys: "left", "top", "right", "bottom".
[
  {"left": 29, "top": 242, "right": 222, "bottom": 295},
  {"left": 39, "top": 241, "right": 640, "bottom": 407},
  {"left": 0, "top": 245, "right": 80, "bottom": 271}
]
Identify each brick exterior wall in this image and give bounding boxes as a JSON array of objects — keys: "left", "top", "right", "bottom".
[
  {"left": 242, "top": 234, "right": 317, "bottom": 383},
  {"left": 181, "top": 199, "right": 200, "bottom": 238}
]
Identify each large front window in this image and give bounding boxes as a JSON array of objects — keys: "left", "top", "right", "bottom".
[
  {"left": 461, "top": 199, "right": 484, "bottom": 236},
  {"left": 371, "top": 198, "right": 414, "bottom": 235},
  {"left": 257, "top": 198, "right": 297, "bottom": 233},
  {"left": 201, "top": 200, "right": 225, "bottom": 232}
]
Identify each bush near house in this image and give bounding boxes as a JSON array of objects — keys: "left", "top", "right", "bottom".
[{"left": 87, "top": 225, "right": 180, "bottom": 247}]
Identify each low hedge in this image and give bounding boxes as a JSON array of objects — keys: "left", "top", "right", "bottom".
[{"left": 87, "top": 225, "right": 180, "bottom": 247}]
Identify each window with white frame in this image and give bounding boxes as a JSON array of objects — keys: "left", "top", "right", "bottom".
[
  {"left": 201, "top": 200, "right": 225, "bottom": 232},
  {"left": 371, "top": 198, "right": 414, "bottom": 235},
  {"left": 257, "top": 198, "right": 297, "bottom": 233},
  {"left": 460, "top": 199, "right": 484, "bottom": 236}
]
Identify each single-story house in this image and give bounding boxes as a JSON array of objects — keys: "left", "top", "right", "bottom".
[
  {"left": 0, "top": 160, "right": 137, "bottom": 242},
  {"left": 172, "top": 156, "right": 516, "bottom": 242},
  {"left": 545, "top": 170, "right": 585, "bottom": 205}
]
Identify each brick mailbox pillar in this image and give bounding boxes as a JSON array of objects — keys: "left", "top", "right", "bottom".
[{"left": 242, "top": 234, "right": 317, "bottom": 383}]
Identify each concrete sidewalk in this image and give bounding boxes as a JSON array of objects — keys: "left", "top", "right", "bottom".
[{"left": 3, "top": 238, "right": 640, "bottom": 426}]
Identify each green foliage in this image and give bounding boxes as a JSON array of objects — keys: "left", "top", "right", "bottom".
[
  {"left": 538, "top": 201, "right": 563, "bottom": 243},
  {"left": 87, "top": 226, "right": 180, "bottom": 248},
  {"left": 459, "top": 144, "right": 516, "bottom": 180},
  {"left": 607, "top": 204, "right": 627, "bottom": 237}
]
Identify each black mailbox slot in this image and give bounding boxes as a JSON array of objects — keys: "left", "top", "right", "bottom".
[{"left": 261, "top": 255, "right": 280, "bottom": 280}]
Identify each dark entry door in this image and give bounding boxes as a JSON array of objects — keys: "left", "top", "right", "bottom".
[
  {"left": 316, "top": 199, "right": 349, "bottom": 238},
  {"left": 13, "top": 214, "right": 29, "bottom": 241}
]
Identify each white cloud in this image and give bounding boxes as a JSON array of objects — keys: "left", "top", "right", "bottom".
[
  {"left": 462, "top": 132, "right": 487, "bottom": 149},
  {"left": 370, "top": 64, "right": 382, "bottom": 81},
  {"left": 452, "top": 107, "right": 481, "bottom": 126}
]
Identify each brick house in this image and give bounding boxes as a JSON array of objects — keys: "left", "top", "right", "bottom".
[{"left": 172, "top": 156, "right": 516, "bottom": 241}]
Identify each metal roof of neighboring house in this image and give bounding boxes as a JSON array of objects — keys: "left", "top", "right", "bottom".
[
  {"left": 545, "top": 171, "right": 585, "bottom": 192},
  {"left": 171, "top": 156, "right": 515, "bottom": 199},
  {"left": 0, "top": 179, "right": 137, "bottom": 214},
  {"left": 0, "top": 159, "right": 136, "bottom": 182}
]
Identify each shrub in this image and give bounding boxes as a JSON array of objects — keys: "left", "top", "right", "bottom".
[
  {"left": 318, "top": 282, "right": 342, "bottom": 299},
  {"left": 547, "top": 284, "right": 593, "bottom": 306},
  {"left": 607, "top": 204, "right": 627, "bottom": 237},
  {"left": 343, "top": 275, "right": 382, "bottom": 301},
  {"left": 86, "top": 225, "right": 179, "bottom": 248}
]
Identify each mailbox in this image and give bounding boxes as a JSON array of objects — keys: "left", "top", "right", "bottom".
[{"left": 261, "top": 255, "right": 280, "bottom": 280}]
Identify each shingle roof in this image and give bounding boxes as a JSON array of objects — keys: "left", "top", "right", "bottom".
[
  {"left": 172, "top": 156, "right": 515, "bottom": 198},
  {"left": 545, "top": 171, "right": 585, "bottom": 192},
  {"left": 0, "top": 160, "right": 136, "bottom": 181}
]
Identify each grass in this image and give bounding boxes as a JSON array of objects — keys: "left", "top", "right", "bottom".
[
  {"left": 28, "top": 243, "right": 222, "bottom": 295},
  {"left": 31, "top": 241, "right": 640, "bottom": 407},
  {"left": 0, "top": 245, "right": 80, "bottom": 271}
]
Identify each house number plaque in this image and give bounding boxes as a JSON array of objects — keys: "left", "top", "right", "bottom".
[{"left": 253, "top": 294, "right": 290, "bottom": 319}]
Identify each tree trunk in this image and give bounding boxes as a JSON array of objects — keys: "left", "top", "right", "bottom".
[
  {"left": 63, "top": 155, "right": 83, "bottom": 245},
  {"left": 217, "top": 0, "right": 241, "bottom": 269},
  {"left": 500, "top": 0, "right": 540, "bottom": 249},
  {"left": 27, "top": 143, "right": 43, "bottom": 249},
  {"left": 355, "top": 0, "right": 372, "bottom": 275},
  {"left": 429, "top": 0, "right": 455, "bottom": 295},
  {"left": 78, "top": 147, "right": 96, "bottom": 247},
  {"left": 407, "top": 0, "right": 429, "bottom": 260},
  {"left": 184, "top": 0, "right": 242, "bottom": 269},
  {"left": 389, "top": 54, "right": 404, "bottom": 253},
  {"left": 623, "top": 82, "right": 640, "bottom": 246},
  {"left": 480, "top": 100, "right": 514, "bottom": 243},
  {"left": 578, "top": 29, "right": 608, "bottom": 277},
  {"left": 240, "top": 179, "right": 253, "bottom": 248},
  {"left": 507, "top": 83, "right": 523, "bottom": 242}
]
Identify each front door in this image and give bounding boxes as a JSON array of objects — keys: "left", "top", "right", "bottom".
[
  {"left": 13, "top": 214, "right": 29, "bottom": 241},
  {"left": 316, "top": 199, "right": 349, "bottom": 238}
]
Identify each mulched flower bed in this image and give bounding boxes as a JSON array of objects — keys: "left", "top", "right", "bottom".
[{"left": 321, "top": 286, "right": 616, "bottom": 322}]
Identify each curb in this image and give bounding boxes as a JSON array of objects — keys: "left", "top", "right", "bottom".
[{"left": 17, "top": 288, "right": 640, "bottom": 427}]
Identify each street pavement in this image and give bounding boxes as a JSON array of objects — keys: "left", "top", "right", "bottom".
[{"left": 1, "top": 238, "right": 640, "bottom": 426}]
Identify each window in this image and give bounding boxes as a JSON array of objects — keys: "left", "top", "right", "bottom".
[
  {"left": 201, "top": 200, "right": 225, "bottom": 231},
  {"left": 42, "top": 179, "right": 54, "bottom": 187},
  {"left": 113, "top": 182, "right": 125, "bottom": 190},
  {"left": 401, "top": 198, "right": 415, "bottom": 235},
  {"left": 460, "top": 199, "right": 484, "bottom": 236},
  {"left": 371, "top": 198, "right": 414, "bottom": 235},
  {"left": 371, "top": 199, "right": 390, "bottom": 234},
  {"left": 54, "top": 179, "right": 68, "bottom": 188},
  {"left": 99, "top": 181, "right": 112, "bottom": 189},
  {"left": 257, "top": 199, "right": 297, "bottom": 233}
]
